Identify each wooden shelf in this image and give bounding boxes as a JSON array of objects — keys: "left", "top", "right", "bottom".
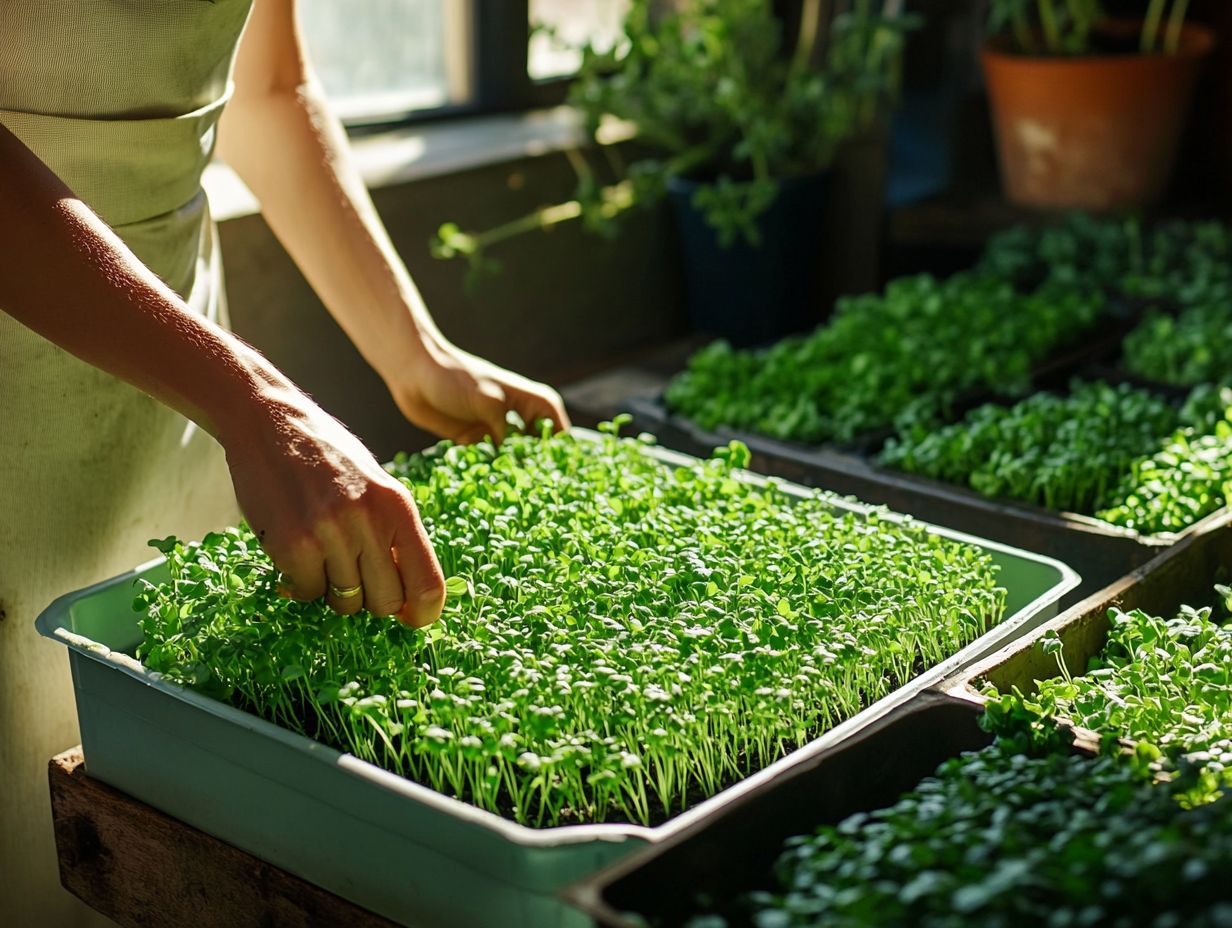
[{"left": 49, "top": 748, "right": 404, "bottom": 928}]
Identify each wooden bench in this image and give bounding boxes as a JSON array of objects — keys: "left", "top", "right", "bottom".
[{"left": 49, "top": 748, "right": 404, "bottom": 928}]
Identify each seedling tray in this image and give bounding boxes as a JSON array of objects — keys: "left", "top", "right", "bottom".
[
  {"left": 37, "top": 432, "right": 1076, "bottom": 928},
  {"left": 629, "top": 391, "right": 1228, "bottom": 602},
  {"left": 564, "top": 692, "right": 1045, "bottom": 928},
  {"left": 945, "top": 517, "right": 1232, "bottom": 728}
]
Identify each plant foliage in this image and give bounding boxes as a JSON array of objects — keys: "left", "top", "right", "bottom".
[
  {"left": 688, "top": 583, "right": 1232, "bottom": 926},
  {"left": 665, "top": 273, "right": 1103, "bottom": 444},
  {"left": 987, "top": 0, "right": 1197, "bottom": 57},
  {"left": 1097, "top": 416, "right": 1232, "bottom": 535},
  {"left": 434, "top": 0, "right": 917, "bottom": 270},
  {"left": 879, "top": 378, "right": 1232, "bottom": 536},
  {"left": 568, "top": 0, "right": 914, "bottom": 246},
  {"left": 137, "top": 427, "right": 1006, "bottom": 827},
  {"left": 878, "top": 380, "right": 1181, "bottom": 514},
  {"left": 978, "top": 214, "right": 1232, "bottom": 305},
  {"left": 1008, "top": 601, "right": 1232, "bottom": 800},
  {"left": 1121, "top": 292, "right": 1232, "bottom": 387},
  {"left": 691, "top": 742, "right": 1232, "bottom": 927}
]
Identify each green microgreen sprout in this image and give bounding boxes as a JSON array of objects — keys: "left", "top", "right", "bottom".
[
  {"left": 879, "top": 380, "right": 1180, "bottom": 514},
  {"left": 135, "top": 426, "right": 1007, "bottom": 828},
  {"left": 978, "top": 213, "right": 1232, "bottom": 305},
  {"left": 1002, "top": 596, "right": 1232, "bottom": 800},
  {"left": 690, "top": 618, "right": 1232, "bottom": 928},
  {"left": 1121, "top": 291, "right": 1232, "bottom": 387},
  {"left": 665, "top": 273, "right": 1103, "bottom": 444},
  {"left": 878, "top": 377, "right": 1232, "bottom": 537},
  {"left": 1096, "top": 414, "right": 1232, "bottom": 535}
]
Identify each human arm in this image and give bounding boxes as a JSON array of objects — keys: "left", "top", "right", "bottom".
[
  {"left": 0, "top": 122, "right": 445, "bottom": 626},
  {"left": 215, "top": 0, "right": 570, "bottom": 444}
]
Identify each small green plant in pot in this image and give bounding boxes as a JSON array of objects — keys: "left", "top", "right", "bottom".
[
  {"left": 435, "top": 0, "right": 916, "bottom": 346},
  {"left": 982, "top": 1, "right": 1214, "bottom": 211}
]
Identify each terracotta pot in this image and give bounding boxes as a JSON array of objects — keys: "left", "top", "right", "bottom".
[{"left": 981, "top": 22, "right": 1215, "bottom": 211}]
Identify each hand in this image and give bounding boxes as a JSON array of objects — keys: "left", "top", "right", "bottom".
[
  {"left": 386, "top": 338, "right": 571, "bottom": 444},
  {"left": 220, "top": 378, "right": 446, "bottom": 627}
]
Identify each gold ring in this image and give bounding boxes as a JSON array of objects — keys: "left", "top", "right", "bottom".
[{"left": 329, "top": 583, "right": 363, "bottom": 600}]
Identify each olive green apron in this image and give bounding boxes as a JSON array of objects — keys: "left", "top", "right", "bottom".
[{"left": 1, "top": 2, "right": 253, "bottom": 922}]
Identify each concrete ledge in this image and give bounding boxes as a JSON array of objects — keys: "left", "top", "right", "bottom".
[{"left": 205, "top": 106, "right": 633, "bottom": 222}]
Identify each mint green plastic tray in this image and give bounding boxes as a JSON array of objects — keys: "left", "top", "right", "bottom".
[{"left": 37, "top": 433, "right": 1078, "bottom": 928}]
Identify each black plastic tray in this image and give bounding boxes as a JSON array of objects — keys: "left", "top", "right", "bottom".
[{"left": 563, "top": 694, "right": 1007, "bottom": 928}]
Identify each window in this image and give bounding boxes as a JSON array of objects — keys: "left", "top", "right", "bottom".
[
  {"left": 296, "top": 0, "right": 629, "bottom": 125},
  {"left": 298, "top": 0, "right": 472, "bottom": 124}
]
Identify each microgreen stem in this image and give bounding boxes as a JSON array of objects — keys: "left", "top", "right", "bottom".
[
  {"left": 1164, "top": 0, "right": 1191, "bottom": 54},
  {"left": 1142, "top": 0, "right": 1168, "bottom": 52}
]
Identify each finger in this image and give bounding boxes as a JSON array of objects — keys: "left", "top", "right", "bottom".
[
  {"left": 402, "top": 401, "right": 503, "bottom": 447},
  {"left": 266, "top": 538, "right": 327, "bottom": 602},
  {"left": 391, "top": 511, "right": 446, "bottom": 628},
  {"left": 551, "top": 398, "right": 572, "bottom": 432},
  {"left": 358, "top": 528, "right": 406, "bottom": 618},
  {"left": 452, "top": 424, "right": 494, "bottom": 446},
  {"left": 324, "top": 549, "right": 365, "bottom": 616},
  {"left": 510, "top": 384, "right": 571, "bottom": 433}
]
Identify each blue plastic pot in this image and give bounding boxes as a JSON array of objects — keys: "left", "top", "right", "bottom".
[{"left": 667, "top": 171, "right": 830, "bottom": 347}]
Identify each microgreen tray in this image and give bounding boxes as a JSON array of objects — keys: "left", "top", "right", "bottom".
[
  {"left": 944, "top": 517, "right": 1232, "bottom": 742},
  {"left": 37, "top": 432, "right": 1076, "bottom": 928},
  {"left": 628, "top": 392, "right": 1228, "bottom": 602},
  {"left": 567, "top": 687, "right": 1227, "bottom": 928},
  {"left": 562, "top": 693, "right": 1017, "bottom": 927}
]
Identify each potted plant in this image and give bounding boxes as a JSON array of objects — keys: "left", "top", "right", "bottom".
[
  {"left": 982, "top": 0, "right": 1215, "bottom": 211},
  {"left": 435, "top": 0, "right": 916, "bottom": 347}
]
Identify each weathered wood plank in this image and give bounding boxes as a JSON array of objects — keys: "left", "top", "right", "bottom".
[{"left": 49, "top": 748, "right": 406, "bottom": 928}]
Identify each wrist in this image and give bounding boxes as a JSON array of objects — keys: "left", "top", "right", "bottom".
[
  {"left": 203, "top": 339, "right": 308, "bottom": 453},
  {"left": 372, "top": 306, "right": 455, "bottom": 385}
]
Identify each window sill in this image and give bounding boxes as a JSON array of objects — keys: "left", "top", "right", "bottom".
[{"left": 204, "top": 105, "right": 633, "bottom": 223}]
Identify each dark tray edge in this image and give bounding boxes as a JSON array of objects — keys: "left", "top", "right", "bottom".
[
  {"left": 944, "top": 518, "right": 1232, "bottom": 711},
  {"left": 628, "top": 392, "right": 1228, "bottom": 549}
]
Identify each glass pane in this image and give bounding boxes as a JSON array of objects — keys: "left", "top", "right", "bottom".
[
  {"left": 528, "top": 0, "right": 629, "bottom": 81},
  {"left": 298, "top": 0, "right": 471, "bottom": 123}
]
